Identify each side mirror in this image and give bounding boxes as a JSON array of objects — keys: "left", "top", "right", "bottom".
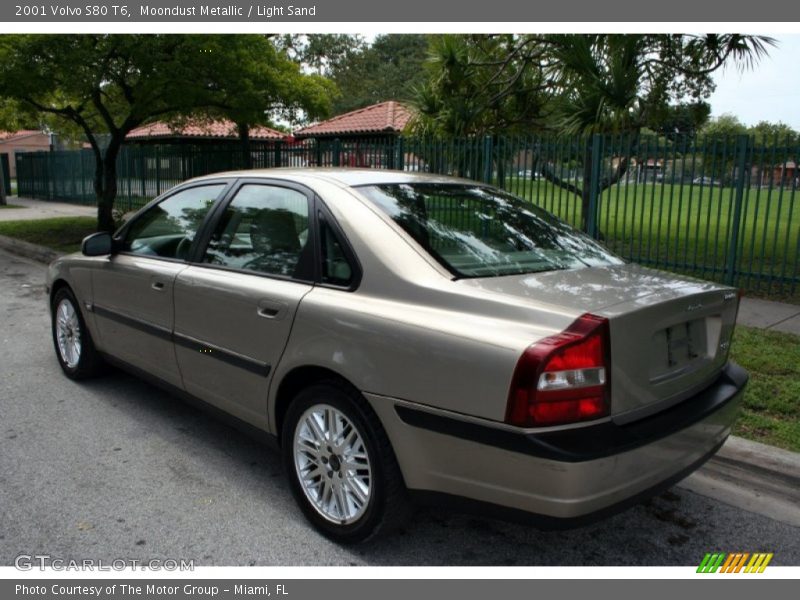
[{"left": 81, "top": 232, "right": 115, "bottom": 256}]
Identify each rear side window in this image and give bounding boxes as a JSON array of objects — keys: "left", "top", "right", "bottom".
[
  {"left": 202, "top": 184, "right": 311, "bottom": 279},
  {"left": 358, "top": 183, "right": 623, "bottom": 278},
  {"left": 319, "top": 216, "right": 354, "bottom": 287}
]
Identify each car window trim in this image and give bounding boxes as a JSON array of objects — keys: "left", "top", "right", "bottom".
[
  {"left": 113, "top": 179, "right": 235, "bottom": 264},
  {"left": 188, "top": 177, "right": 319, "bottom": 285},
  {"left": 313, "top": 197, "right": 363, "bottom": 292}
]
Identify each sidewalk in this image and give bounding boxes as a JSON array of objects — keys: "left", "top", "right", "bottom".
[
  {"left": 737, "top": 297, "right": 800, "bottom": 335},
  {"left": 0, "top": 195, "right": 95, "bottom": 221}
]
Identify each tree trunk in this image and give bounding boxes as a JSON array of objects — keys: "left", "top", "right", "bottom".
[
  {"left": 239, "top": 123, "right": 252, "bottom": 170},
  {"left": 93, "top": 139, "right": 121, "bottom": 233}
]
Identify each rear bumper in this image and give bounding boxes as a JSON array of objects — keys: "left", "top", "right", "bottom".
[{"left": 367, "top": 361, "right": 747, "bottom": 525}]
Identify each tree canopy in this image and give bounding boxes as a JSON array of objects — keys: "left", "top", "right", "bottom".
[
  {"left": 283, "top": 34, "right": 430, "bottom": 115},
  {"left": 410, "top": 34, "right": 774, "bottom": 232},
  {"left": 411, "top": 34, "right": 774, "bottom": 136},
  {"left": 0, "top": 34, "right": 333, "bottom": 230}
]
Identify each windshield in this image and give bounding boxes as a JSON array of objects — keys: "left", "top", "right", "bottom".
[{"left": 358, "top": 183, "right": 623, "bottom": 278}]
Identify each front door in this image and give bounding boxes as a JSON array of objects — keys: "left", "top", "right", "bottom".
[{"left": 91, "top": 183, "right": 228, "bottom": 387}]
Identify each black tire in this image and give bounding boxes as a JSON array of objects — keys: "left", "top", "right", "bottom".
[
  {"left": 51, "top": 286, "right": 104, "bottom": 380},
  {"left": 282, "top": 380, "right": 412, "bottom": 543}
]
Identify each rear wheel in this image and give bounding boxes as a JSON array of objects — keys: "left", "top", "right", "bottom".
[
  {"left": 51, "top": 287, "right": 104, "bottom": 379},
  {"left": 282, "top": 382, "right": 411, "bottom": 543}
]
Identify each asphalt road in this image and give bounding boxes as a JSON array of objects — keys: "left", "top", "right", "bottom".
[{"left": 1, "top": 249, "right": 798, "bottom": 566}]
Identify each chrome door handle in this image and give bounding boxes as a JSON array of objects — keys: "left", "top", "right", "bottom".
[{"left": 257, "top": 299, "right": 288, "bottom": 320}]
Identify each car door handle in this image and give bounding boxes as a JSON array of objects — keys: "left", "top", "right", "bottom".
[
  {"left": 151, "top": 281, "right": 165, "bottom": 291},
  {"left": 257, "top": 299, "right": 288, "bottom": 320}
]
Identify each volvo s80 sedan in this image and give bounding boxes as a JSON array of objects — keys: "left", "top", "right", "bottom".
[{"left": 47, "top": 169, "right": 747, "bottom": 542}]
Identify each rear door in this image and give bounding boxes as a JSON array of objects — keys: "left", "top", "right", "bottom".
[
  {"left": 173, "top": 181, "right": 316, "bottom": 429},
  {"left": 91, "top": 182, "right": 229, "bottom": 387}
]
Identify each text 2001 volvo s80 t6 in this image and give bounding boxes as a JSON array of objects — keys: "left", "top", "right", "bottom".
[{"left": 47, "top": 169, "right": 747, "bottom": 542}]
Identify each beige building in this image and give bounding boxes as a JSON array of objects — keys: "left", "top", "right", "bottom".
[{"left": 0, "top": 130, "right": 51, "bottom": 178}]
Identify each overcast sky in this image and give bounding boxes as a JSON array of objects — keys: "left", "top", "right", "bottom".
[{"left": 708, "top": 34, "right": 800, "bottom": 129}]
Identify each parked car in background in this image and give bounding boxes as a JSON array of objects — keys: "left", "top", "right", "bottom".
[
  {"left": 693, "top": 176, "right": 719, "bottom": 186},
  {"left": 47, "top": 169, "right": 747, "bottom": 542}
]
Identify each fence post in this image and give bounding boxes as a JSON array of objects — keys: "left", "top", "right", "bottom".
[
  {"left": 332, "top": 138, "right": 341, "bottom": 167},
  {"left": 395, "top": 136, "right": 404, "bottom": 171},
  {"left": 586, "top": 134, "right": 604, "bottom": 239},
  {"left": 274, "top": 140, "right": 283, "bottom": 168},
  {"left": 725, "top": 134, "right": 749, "bottom": 286},
  {"left": 482, "top": 135, "right": 494, "bottom": 183},
  {"left": 46, "top": 152, "right": 53, "bottom": 200},
  {"left": 180, "top": 145, "right": 187, "bottom": 180},
  {"left": 314, "top": 140, "right": 322, "bottom": 167},
  {"left": 0, "top": 153, "right": 10, "bottom": 196},
  {"left": 155, "top": 145, "right": 161, "bottom": 196},
  {"left": 126, "top": 148, "right": 133, "bottom": 207}
]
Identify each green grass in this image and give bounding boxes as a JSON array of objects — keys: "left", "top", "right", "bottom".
[
  {"left": 730, "top": 325, "right": 800, "bottom": 452},
  {"left": 0, "top": 217, "right": 97, "bottom": 254},
  {"left": 0, "top": 203, "right": 23, "bottom": 209}
]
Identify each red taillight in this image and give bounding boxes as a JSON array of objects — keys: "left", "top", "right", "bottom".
[{"left": 505, "top": 313, "right": 611, "bottom": 427}]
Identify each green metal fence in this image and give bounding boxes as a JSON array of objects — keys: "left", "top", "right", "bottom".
[{"left": 15, "top": 133, "right": 800, "bottom": 299}]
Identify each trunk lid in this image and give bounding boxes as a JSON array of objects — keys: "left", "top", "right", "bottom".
[{"left": 459, "top": 264, "right": 739, "bottom": 421}]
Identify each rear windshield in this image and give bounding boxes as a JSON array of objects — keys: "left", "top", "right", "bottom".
[{"left": 358, "top": 183, "right": 623, "bottom": 278}]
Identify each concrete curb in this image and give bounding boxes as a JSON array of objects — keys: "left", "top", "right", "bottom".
[
  {"left": 0, "top": 234, "right": 64, "bottom": 264},
  {"left": 718, "top": 436, "right": 800, "bottom": 480},
  {"left": 681, "top": 436, "right": 800, "bottom": 527}
]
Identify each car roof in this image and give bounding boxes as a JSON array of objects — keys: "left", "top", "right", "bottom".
[{"left": 190, "top": 168, "right": 478, "bottom": 188}]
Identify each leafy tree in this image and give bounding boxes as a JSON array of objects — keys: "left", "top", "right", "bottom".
[
  {"left": 748, "top": 120, "right": 799, "bottom": 146},
  {"left": 700, "top": 113, "right": 748, "bottom": 137},
  {"left": 648, "top": 102, "right": 712, "bottom": 138},
  {"left": 278, "top": 34, "right": 367, "bottom": 77},
  {"left": 412, "top": 34, "right": 773, "bottom": 231},
  {"left": 0, "top": 34, "right": 332, "bottom": 231},
  {"left": 746, "top": 121, "right": 799, "bottom": 184},
  {"left": 285, "top": 34, "right": 430, "bottom": 115},
  {"left": 329, "top": 34, "right": 430, "bottom": 114},
  {"left": 174, "top": 36, "right": 334, "bottom": 168},
  {"left": 411, "top": 35, "right": 548, "bottom": 137}
]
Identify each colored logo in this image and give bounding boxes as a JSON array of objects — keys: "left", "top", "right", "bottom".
[{"left": 697, "top": 552, "right": 773, "bottom": 573}]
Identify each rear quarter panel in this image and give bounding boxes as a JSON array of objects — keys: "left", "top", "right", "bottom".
[{"left": 269, "top": 284, "right": 579, "bottom": 431}]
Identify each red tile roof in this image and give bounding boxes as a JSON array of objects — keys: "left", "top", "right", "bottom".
[
  {"left": 294, "top": 101, "right": 412, "bottom": 138},
  {"left": 126, "top": 120, "right": 284, "bottom": 141},
  {"left": 0, "top": 129, "right": 47, "bottom": 142}
]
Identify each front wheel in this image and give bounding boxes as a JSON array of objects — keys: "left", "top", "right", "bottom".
[
  {"left": 282, "top": 382, "right": 411, "bottom": 543},
  {"left": 51, "top": 287, "right": 104, "bottom": 379}
]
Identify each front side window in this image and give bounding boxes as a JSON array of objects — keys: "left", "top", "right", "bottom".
[
  {"left": 358, "top": 183, "right": 623, "bottom": 278},
  {"left": 123, "top": 184, "right": 225, "bottom": 259},
  {"left": 203, "top": 184, "right": 311, "bottom": 278}
]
